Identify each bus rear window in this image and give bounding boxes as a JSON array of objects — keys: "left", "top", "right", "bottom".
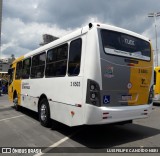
[{"left": 101, "top": 29, "right": 151, "bottom": 61}]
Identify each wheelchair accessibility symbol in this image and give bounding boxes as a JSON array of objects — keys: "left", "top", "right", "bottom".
[{"left": 103, "top": 95, "right": 110, "bottom": 104}]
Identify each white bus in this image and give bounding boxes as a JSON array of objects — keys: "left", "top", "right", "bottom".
[{"left": 8, "top": 23, "right": 154, "bottom": 127}]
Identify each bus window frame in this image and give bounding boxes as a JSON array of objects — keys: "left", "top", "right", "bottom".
[
  {"left": 22, "top": 57, "right": 31, "bottom": 79},
  {"left": 8, "top": 68, "right": 15, "bottom": 85},
  {"left": 68, "top": 38, "right": 82, "bottom": 76},
  {"left": 45, "top": 43, "right": 68, "bottom": 78},
  {"left": 15, "top": 61, "right": 23, "bottom": 80},
  {"left": 100, "top": 29, "right": 151, "bottom": 62},
  {"left": 30, "top": 52, "right": 46, "bottom": 79}
]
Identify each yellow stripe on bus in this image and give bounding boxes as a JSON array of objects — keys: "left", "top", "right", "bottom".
[
  {"left": 8, "top": 56, "right": 24, "bottom": 105},
  {"left": 129, "top": 56, "right": 153, "bottom": 105}
]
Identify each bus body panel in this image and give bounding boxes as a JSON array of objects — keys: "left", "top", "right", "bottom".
[
  {"left": 83, "top": 27, "right": 102, "bottom": 88},
  {"left": 129, "top": 61, "right": 153, "bottom": 105},
  {"left": 21, "top": 77, "right": 84, "bottom": 126},
  {"left": 20, "top": 33, "right": 87, "bottom": 126}
]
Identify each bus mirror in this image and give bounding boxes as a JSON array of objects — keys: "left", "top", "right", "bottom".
[{"left": 8, "top": 68, "right": 12, "bottom": 75}]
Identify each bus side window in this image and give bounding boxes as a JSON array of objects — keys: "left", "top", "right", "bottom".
[
  {"left": 15, "top": 61, "right": 23, "bottom": 80},
  {"left": 9, "top": 68, "right": 14, "bottom": 85},
  {"left": 55, "top": 45, "right": 68, "bottom": 76},
  {"left": 45, "top": 44, "right": 68, "bottom": 77},
  {"left": 22, "top": 58, "right": 31, "bottom": 79},
  {"left": 68, "top": 38, "right": 82, "bottom": 76},
  {"left": 31, "top": 53, "right": 46, "bottom": 79}
]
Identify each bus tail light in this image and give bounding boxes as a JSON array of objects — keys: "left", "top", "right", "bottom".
[
  {"left": 86, "top": 79, "right": 101, "bottom": 106},
  {"left": 148, "top": 85, "right": 154, "bottom": 104},
  {"left": 103, "top": 112, "right": 109, "bottom": 119},
  {"left": 141, "top": 109, "right": 148, "bottom": 116}
]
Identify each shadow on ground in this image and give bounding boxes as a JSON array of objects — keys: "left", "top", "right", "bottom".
[
  {"left": 153, "top": 103, "right": 160, "bottom": 107},
  {"left": 9, "top": 106, "right": 160, "bottom": 149}
]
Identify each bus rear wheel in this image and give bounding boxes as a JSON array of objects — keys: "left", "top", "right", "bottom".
[{"left": 39, "top": 98, "right": 51, "bottom": 127}]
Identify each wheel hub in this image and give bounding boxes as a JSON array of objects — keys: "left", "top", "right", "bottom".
[{"left": 41, "top": 104, "right": 47, "bottom": 121}]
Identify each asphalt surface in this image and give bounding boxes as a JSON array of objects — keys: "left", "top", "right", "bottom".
[{"left": 0, "top": 94, "right": 160, "bottom": 156}]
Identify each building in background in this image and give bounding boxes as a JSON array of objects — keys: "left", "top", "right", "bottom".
[
  {"left": 0, "top": 57, "right": 9, "bottom": 82},
  {"left": 40, "top": 34, "right": 58, "bottom": 46},
  {"left": 0, "top": 54, "right": 15, "bottom": 74},
  {"left": 0, "top": 60, "right": 9, "bottom": 72}
]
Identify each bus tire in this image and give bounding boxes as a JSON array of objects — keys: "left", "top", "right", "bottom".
[
  {"left": 13, "top": 93, "right": 20, "bottom": 111},
  {"left": 39, "top": 98, "right": 51, "bottom": 127}
]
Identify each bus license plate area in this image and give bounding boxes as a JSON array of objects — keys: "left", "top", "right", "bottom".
[{"left": 121, "top": 95, "right": 132, "bottom": 101}]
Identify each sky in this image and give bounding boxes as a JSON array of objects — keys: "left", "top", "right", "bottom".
[{"left": 1, "top": 0, "right": 160, "bottom": 61}]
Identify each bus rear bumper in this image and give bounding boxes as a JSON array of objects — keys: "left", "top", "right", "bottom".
[{"left": 84, "top": 104, "right": 153, "bottom": 125}]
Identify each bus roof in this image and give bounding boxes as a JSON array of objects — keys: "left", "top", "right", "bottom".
[
  {"left": 96, "top": 23, "right": 150, "bottom": 42},
  {"left": 13, "top": 23, "right": 150, "bottom": 64}
]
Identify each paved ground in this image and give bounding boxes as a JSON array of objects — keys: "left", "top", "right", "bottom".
[{"left": 0, "top": 94, "right": 160, "bottom": 156}]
